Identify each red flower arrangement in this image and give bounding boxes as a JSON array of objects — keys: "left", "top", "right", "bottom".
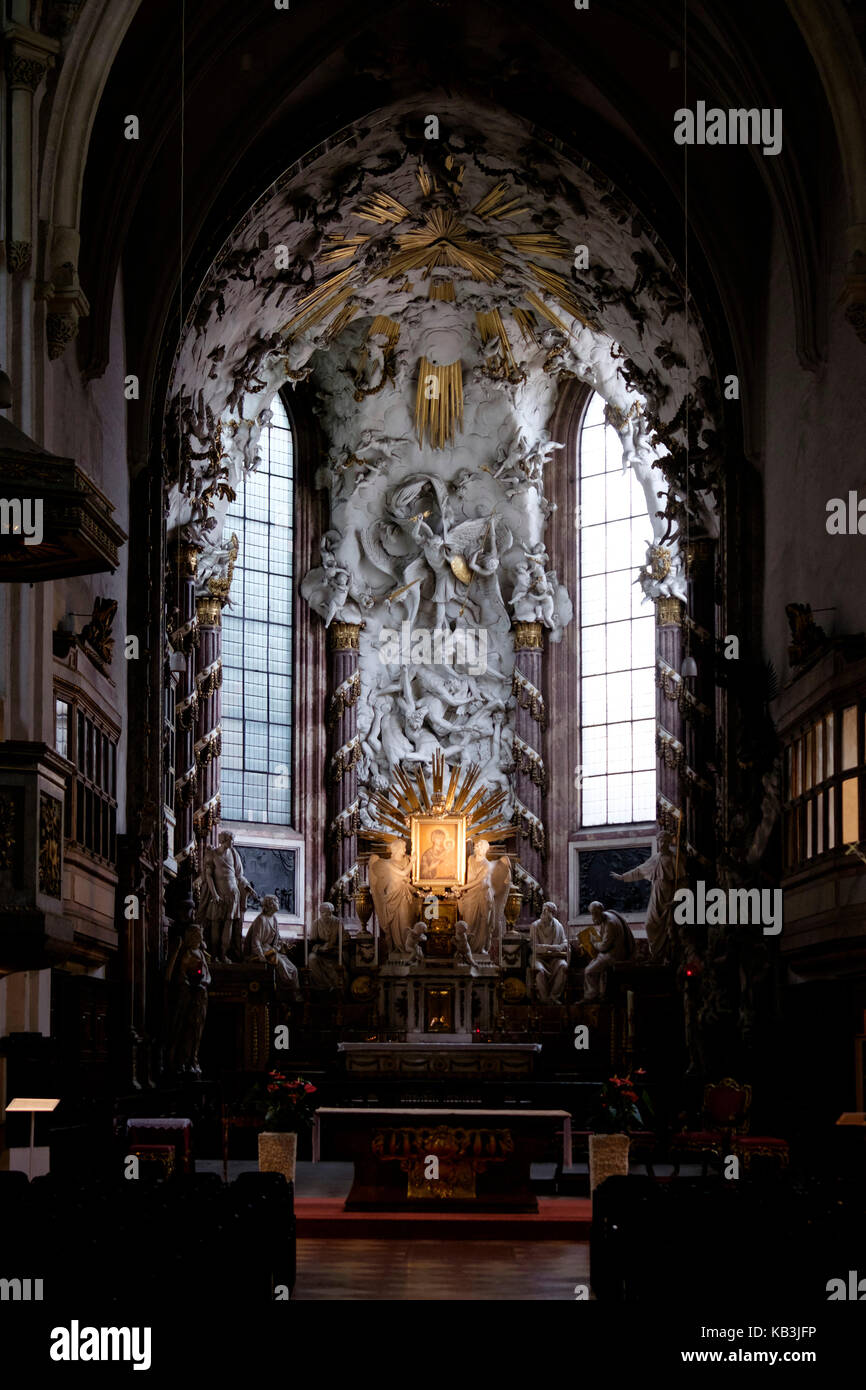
[
  {"left": 255, "top": 1072, "right": 319, "bottom": 1132},
  {"left": 592, "top": 1069, "right": 653, "bottom": 1134}
]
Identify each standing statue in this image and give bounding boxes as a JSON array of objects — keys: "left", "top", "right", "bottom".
[
  {"left": 457, "top": 839, "right": 495, "bottom": 955},
  {"left": 308, "top": 901, "right": 347, "bottom": 992},
  {"left": 197, "top": 830, "right": 253, "bottom": 962},
  {"left": 489, "top": 855, "right": 513, "bottom": 948},
  {"left": 167, "top": 924, "right": 212, "bottom": 1075},
  {"left": 609, "top": 832, "right": 681, "bottom": 960},
  {"left": 244, "top": 894, "right": 299, "bottom": 995},
  {"left": 368, "top": 841, "right": 418, "bottom": 955},
  {"left": 582, "top": 900, "right": 635, "bottom": 1001},
  {"left": 532, "top": 902, "right": 570, "bottom": 1001},
  {"left": 408, "top": 517, "right": 481, "bottom": 630}
]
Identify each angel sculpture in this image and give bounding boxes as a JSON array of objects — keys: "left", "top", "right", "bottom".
[
  {"left": 301, "top": 530, "right": 370, "bottom": 627},
  {"left": 490, "top": 853, "right": 513, "bottom": 947},
  {"left": 457, "top": 839, "right": 496, "bottom": 956},
  {"left": 405, "top": 517, "right": 481, "bottom": 630},
  {"left": 368, "top": 841, "right": 418, "bottom": 956},
  {"left": 404, "top": 511, "right": 512, "bottom": 632}
]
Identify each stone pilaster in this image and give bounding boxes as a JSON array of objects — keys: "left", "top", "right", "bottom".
[
  {"left": 171, "top": 543, "right": 200, "bottom": 899},
  {"left": 326, "top": 622, "right": 361, "bottom": 916},
  {"left": 511, "top": 621, "right": 546, "bottom": 919},
  {"left": 4, "top": 27, "right": 58, "bottom": 279},
  {"left": 655, "top": 597, "right": 685, "bottom": 845},
  {"left": 193, "top": 596, "right": 222, "bottom": 863},
  {"left": 683, "top": 539, "right": 717, "bottom": 871}
]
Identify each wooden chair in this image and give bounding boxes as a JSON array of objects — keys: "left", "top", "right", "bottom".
[
  {"left": 670, "top": 1078, "right": 752, "bottom": 1174},
  {"left": 672, "top": 1078, "right": 790, "bottom": 1175}
]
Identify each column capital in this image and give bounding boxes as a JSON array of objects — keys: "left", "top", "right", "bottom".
[
  {"left": 329, "top": 621, "right": 361, "bottom": 651},
  {"left": 513, "top": 621, "right": 544, "bottom": 651},
  {"left": 195, "top": 596, "right": 222, "bottom": 628},
  {"left": 174, "top": 539, "right": 202, "bottom": 578},
  {"left": 655, "top": 597, "right": 683, "bottom": 627},
  {"left": 3, "top": 24, "right": 59, "bottom": 88}
]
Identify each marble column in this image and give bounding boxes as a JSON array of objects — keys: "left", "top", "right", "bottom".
[
  {"left": 326, "top": 622, "right": 361, "bottom": 917},
  {"left": 511, "top": 621, "right": 546, "bottom": 921},
  {"left": 193, "top": 595, "right": 222, "bottom": 862}
]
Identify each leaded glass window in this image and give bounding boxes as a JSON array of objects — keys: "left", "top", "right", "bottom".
[
  {"left": 221, "top": 395, "right": 294, "bottom": 823},
  {"left": 579, "top": 392, "right": 656, "bottom": 825}
]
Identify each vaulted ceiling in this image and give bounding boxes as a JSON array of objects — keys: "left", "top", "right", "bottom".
[{"left": 75, "top": 0, "right": 835, "bottom": 465}]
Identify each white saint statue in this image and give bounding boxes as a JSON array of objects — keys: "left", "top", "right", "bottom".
[
  {"left": 368, "top": 841, "right": 418, "bottom": 955},
  {"left": 308, "top": 901, "right": 347, "bottom": 991},
  {"left": 244, "top": 894, "right": 299, "bottom": 994},
  {"left": 457, "top": 839, "right": 495, "bottom": 955},
  {"left": 532, "top": 901, "right": 570, "bottom": 1001},
  {"left": 582, "top": 900, "right": 635, "bottom": 1000},
  {"left": 197, "top": 830, "right": 253, "bottom": 963},
  {"left": 609, "top": 833, "right": 680, "bottom": 959}
]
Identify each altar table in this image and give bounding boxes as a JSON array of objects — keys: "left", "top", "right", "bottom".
[{"left": 313, "top": 1107, "right": 573, "bottom": 1211}]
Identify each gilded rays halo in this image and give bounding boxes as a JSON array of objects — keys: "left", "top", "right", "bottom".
[
  {"left": 370, "top": 749, "right": 511, "bottom": 845},
  {"left": 279, "top": 158, "right": 600, "bottom": 447}
]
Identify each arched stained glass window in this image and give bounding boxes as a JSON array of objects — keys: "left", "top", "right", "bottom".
[
  {"left": 578, "top": 392, "right": 656, "bottom": 825},
  {"left": 221, "top": 395, "right": 294, "bottom": 824}
]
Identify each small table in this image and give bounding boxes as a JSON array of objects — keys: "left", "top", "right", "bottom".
[{"left": 313, "top": 1107, "right": 572, "bottom": 1212}]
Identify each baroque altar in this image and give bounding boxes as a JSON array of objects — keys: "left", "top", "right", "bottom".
[{"left": 360, "top": 750, "right": 522, "bottom": 1039}]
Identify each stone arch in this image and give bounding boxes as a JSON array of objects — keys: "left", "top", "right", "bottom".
[
  {"left": 786, "top": 0, "right": 866, "bottom": 339},
  {"left": 37, "top": 0, "right": 143, "bottom": 340}
]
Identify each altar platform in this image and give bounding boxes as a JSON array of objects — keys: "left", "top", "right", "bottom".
[{"left": 337, "top": 1041, "right": 541, "bottom": 1079}]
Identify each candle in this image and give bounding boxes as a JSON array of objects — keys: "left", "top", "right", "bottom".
[{"left": 304, "top": 914, "right": 309, "bottom": 965}]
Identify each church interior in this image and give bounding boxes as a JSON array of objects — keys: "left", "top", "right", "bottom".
[{"left": 2, "top": 0, "right": 866, "bottom": 1334}]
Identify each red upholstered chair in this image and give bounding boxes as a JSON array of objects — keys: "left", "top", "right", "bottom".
[
  {"left": 672, "top": 1079, "right": 790, "bottom": 1175},
  {"left": 731, "top": 1134, "right": 790, "bottom": 1172},
  {"left": 671, "top": 1078, "right": 752, "bottom": 1174}
]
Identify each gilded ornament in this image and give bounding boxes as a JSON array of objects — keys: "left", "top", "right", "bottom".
[
  {"left": 649, "top": 546, "right": 672, "bottom": 581},
  {"left": 329, "top": 621, "right": 361, "bottom": 651},
  {"left": 371, "top": 1125, "right": 514, "bottom": 1200},
  {"left": 655, "top": 597, "right": 683, "bottom": 626},
  {"left": 177, "top": 542, "right": 202, "bottom": 577},
  {"left": 513, "top": 621, "right": 543, "bottom": 650},
  {"left": 196, "top": 596, "right": 222, "bottom": 627},
  {"left": 38, "top": 792, "right": 62, "bottom": 899}
]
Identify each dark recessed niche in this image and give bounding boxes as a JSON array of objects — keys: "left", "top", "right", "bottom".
[
  {"left": 577, "top": 846, "right": 653, "bottom": 916},
  {"left": 236, "top": 845, "right": 297, "bottom": 914}
]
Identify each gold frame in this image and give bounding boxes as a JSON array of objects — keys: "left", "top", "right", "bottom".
[{"left": 411, "top": 815, "right": 466, "bottom": 888}]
